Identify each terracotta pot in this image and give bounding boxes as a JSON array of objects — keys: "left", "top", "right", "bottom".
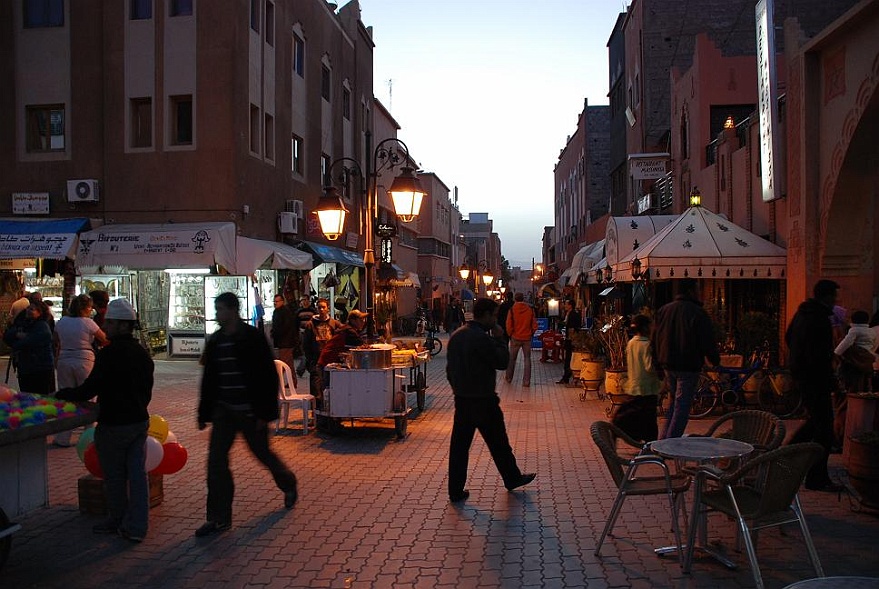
[
  {"left": 604, "top": 368, "right": 627, "bottom": 396},
  {"left": 847, "top": 437, "right": 879, "bottom": 509},
  {"left": 581, "top": 359, "right": 605, "bottom": 392}
]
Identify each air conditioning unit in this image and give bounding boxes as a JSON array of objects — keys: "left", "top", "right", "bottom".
[
  {"left": 278, "top": 211, "right": 299, "bottom": 234},
  {"left": 67, "top": 179, "right": 100, "bottom": 203},
  {"left": 285, "top": 199, "right": 304, "bottom": 217}
]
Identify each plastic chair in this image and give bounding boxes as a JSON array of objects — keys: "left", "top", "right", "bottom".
[
  {"left": 685, "top": 442, "right": 825, "bottom": 588},
  {"left": 274, "top": 359, "right": 315, "bottom": 434},
  {"left": 590, "top": 421, "right": 691, "bottom": 565}
]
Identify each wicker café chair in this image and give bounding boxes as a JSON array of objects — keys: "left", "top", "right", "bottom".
[
  {"left": 702, "top": 410, "right": 786, "bottom": 453},
  {"left": 590, "top": 421, "right": 691, "bottom": 565},
  {"left": 685, "top": 442, "right": 825, "bottom": 589}
]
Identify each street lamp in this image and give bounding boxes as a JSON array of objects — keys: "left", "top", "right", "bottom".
[
  {"left": 315, "top": 135, "right": 427, "bottom": 339},
  {"left": 458, "top": 260, "right": 493, "bottom": 297},
  {"left": 689, "top": 186, "right": 702, "bottom": 207}
]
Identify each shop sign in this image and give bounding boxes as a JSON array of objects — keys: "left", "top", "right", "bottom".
[
  {"left": 376, "top": 223, "right": 397, "bottom": 238},
  {"left": 756, "top": 0, "right": 780, "bottom": 202},
  {"left": 12, "top": 192, "right": 50, "bottom": 215},
  {"left": 0, "top": 258, "right": 37, "bottom": 270},
  {"left": 380, "top": 238, "right": 393, "bottom": 263},
  {"left": 345, "top": 232, "right": 359, "bottom": 249},
  {"left": 170, "top": 336, "right": 204, "bottom": 356}
]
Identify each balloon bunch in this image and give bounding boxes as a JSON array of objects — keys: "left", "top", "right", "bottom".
[{"left": 78, "top": 415, "right": 188, "bottom": 479}]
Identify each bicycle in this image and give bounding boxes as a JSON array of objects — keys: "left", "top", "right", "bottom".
[
  {"left": 757, "top": 367, "right": 802, "bottom": 418},
  {"left": 690, "top": 349, "right": 769, "bottom": 418},
  {"left": 422, "top": 323, "right": 443, "bottom": 356}
]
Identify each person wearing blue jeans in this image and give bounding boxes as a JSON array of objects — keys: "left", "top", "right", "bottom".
[
  {"left": 651, "top": 278, "right": 719, "bottom": 439},
  {"left": 56, "top": 299, "right": 154, "bottom": 543}
]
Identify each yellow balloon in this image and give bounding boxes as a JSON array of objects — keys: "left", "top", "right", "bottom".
[{"left": 148, "top": 415, "right": 169, "bottom": 443}]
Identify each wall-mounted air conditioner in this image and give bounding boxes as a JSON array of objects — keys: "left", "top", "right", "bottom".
[
  {"left": 67, "top": 179, "right": 100, "bottom": 203},
  {"left": 285, "top": 199, "right": 304, "bottom": 217},
  {"left": 278, "top": 211, "right": 299, "bottom": 234}
]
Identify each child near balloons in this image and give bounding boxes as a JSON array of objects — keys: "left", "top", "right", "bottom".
[{"left": 55, "top": 299, "right": 155, "bottom": 543}]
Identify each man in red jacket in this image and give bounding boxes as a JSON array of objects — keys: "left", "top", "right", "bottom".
[{"left": 504, "top": 292, "right": 538, "bottom": 387}]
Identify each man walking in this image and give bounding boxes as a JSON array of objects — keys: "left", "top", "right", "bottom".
[
  {"left": 195, "top": 292, "right": 298, "bottom": 537},
  {"left": 651, "top": 278, "right": 719, "bottom": 438},
  {"left": 447, "top": 297, "right": 535, "bottom": 503},
  {"left": 56, "top": 299, "right": 154, "bottom": 543},
  {"left": 504, "top": 292, "right": 538, "bottom": 387},
  {"left": 787, "top": 279, "right": 844, "bottom": 492}
]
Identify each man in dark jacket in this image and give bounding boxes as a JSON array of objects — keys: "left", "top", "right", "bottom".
[
  {"left": 446, "top": 297, "right": 535, "bottom": 503},
  {"left": 270, "top": 292, "right": 298, "bottom": 370},
  {"left": 56, "top": 299, "right": 154, "bottom": 543},
  {"left": 557, "top": 299, "right": 583, "bottom": 384},
  {"left": 302, "top": 298, "right": 343, "bottom": 405},
  {"left": 195, "top": 292, "right": 298, "bottom": 537},
  {"left": 787, "top": 279, "right": 843, "bottom": 492},
  {"left": 651, "top": 278, "right": 720, "bottom": 438}
]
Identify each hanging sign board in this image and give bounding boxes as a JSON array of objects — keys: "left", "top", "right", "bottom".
[
  {"left": 12, "top": 193, "right": 50, "bottom": 215},
  {"left": 756, "top": 0, "right": 780, "bottom": 202},
  {"left": 628, "top": 153, "right": 669, "bottom": 180}
]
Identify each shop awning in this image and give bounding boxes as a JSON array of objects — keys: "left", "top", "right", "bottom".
[
  {"left": 536, "top": 282, "right": 561, "bottom": 298},
  {"left": 0, "top": 217, "right": 90, "bottom": 260},
  {"left": 235, "top": 237, "right": 312, "bottom": 274},
  {"left": 390, "top": 271, "right": 421, "bottom": 288},
  {"left": 612, "top": 206, "right": 788, "bottom": 280},
  {"left": 298, "top": 241, "right": 364, "bottom": 267},
  {"left": 76, "top": 222, "right": 237, "bottom": 271}
]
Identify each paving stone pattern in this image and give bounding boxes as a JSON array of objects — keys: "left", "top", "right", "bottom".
[{"left": 3, "top": 341, "right": 878, "bottom": 588}]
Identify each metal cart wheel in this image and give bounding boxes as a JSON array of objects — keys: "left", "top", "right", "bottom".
[
  {"left": 758, "top": 372, "right": 802, "bottom": 418},
  {"left": 394, "top": 414, "right": 408, "bottom": 438},
  {"left": 416, "top": 372, "right": 427, "bottom": 411}
]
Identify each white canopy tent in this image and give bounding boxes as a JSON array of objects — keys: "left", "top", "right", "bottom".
[
  {"left": 235, "top": 237, "right": 312, "bottom": 273},
  {"left": 611, "top": 206, "right": 787, "bottom": 281},
  {"left": 560, "top": 239, "right": 605, "bottom": 286}
]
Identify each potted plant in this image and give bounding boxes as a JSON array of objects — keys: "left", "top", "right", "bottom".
[
  {"left": 847, "top": 430, "right": 879, "bottom": 509},
  {"left": 596, "top": 316, "right": 628, "bottom": 395},
  {"left": 570, "top": 329, "right": 604, "bottom": 393}
]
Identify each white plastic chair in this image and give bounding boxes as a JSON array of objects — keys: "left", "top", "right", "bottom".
[{"left": 274, "top": 359, "right": 316, "bottom": 434}]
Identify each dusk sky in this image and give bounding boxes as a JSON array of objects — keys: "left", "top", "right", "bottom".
[{"left": 361, "top": 0, "right": 627, "bottom": 268}]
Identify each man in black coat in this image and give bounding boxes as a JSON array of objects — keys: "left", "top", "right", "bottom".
[
  {"left": 557, "top": 299, "right": 582, "bottom": 384},
  {"left": 195, "top": 292, "right": 298, "bottom": 537},
  {"left": 787, "top": 279, "right": 843, "bottom": 492},
  {"left": 446, "top": 297, "right": 535, "bottom": 503},
  {"left": 270, "top": 292, "right": 298, "bottom": 370}
]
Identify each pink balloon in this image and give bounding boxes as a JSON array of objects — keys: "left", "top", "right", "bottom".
[{"left": 144, "top": 436, "right": 164, "bottom": 472}]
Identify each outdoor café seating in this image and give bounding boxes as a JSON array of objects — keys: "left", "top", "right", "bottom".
[
  {"left": 686, "top": 442, "right": 825, "bottom": 589},
  {"left": 590, "top": 421, "right": 690, "bottom": 565}
]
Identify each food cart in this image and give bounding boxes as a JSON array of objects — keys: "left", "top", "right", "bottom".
[
  {"left": 317, "top": 346, "right": 430, "bottom": 438},
  {"left": 0, "top": 393, "right": 96, "bottom": 570}
]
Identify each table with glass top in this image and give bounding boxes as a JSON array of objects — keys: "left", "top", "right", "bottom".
[{"left": 649, "top": 436, "right": 755, "bottom": 569}]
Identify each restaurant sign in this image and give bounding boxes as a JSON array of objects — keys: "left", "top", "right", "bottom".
[{"left": 628, "top": 154, "right": 669, "bottom": 180}]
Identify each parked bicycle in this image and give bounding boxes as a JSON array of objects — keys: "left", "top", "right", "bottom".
[
  {"left": 422, "top": 323, "right": 443, "bottom": 356},
  {"left": 690, "top": 348, "right": 769, "bottom": 418},
  {"left": 757, "top": 367, "right": 802, "bottom": 418}
]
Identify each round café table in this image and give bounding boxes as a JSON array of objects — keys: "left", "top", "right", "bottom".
[
  {"left": 649, "top": 436, "right": 755, "bottom": 570},
  {"left": 783, "top": 577, "right": 879, "bottom": 589}
]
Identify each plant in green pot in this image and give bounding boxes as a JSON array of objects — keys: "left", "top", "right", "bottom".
[{"left": 570, "top": 329, "right": 604, "bottom": 394}]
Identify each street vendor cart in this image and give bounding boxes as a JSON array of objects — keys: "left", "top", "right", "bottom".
[
  {"left": 317, "top": 345, "right": 430, "bottom": 438},
  {"left": 0, "top": 394, "right": 96, "bottom": 571}
]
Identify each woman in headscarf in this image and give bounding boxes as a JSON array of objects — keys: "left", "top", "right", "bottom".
[{"left": 4, "top": 299, "right": 56, "bottom": 394}]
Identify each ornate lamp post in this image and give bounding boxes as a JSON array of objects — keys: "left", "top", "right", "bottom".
[
  {"left": 458, "top": 260, "right": 493, "bottom": 297},
  {"left": 315, "top": 135, "right": 426, "bottom": 339}
]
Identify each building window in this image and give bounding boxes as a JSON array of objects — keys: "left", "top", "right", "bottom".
[
  {"left": 250, "top": 104, "right": 260, "bottom": 153},
  {"left": 24, "top": 0, "right": 64, "bottom": 28},
  {"left": 131, "top": 97, "right": 152, "bottom": 148},
  {"left": 265, "top": 2, "right": 274, "bottom": 46},
  {"left": 130, "top": 0, "right": 152, "bottom": 20},
  {"left": 293, "top": 34, "right": 304, "bottom": 78},
  {"left": 342, "top": 88, "right": 350, "bottom": 120},
  {"left": 170, "top": 95, "right": 192, "bottom": 145},
  {"left": 291, "top": 134, "right": 303, "bottom": 174},
  {"left": 26, "top": 104, "right": 65, "bottom": 152},
  {"left": 321, "top": 66, "right": 330, "bottom": 101},
  {"left": 321, "top": 154, "right": 331, "bottom": 183},
  {"left": 250, "top": 0, "right": 259, "bottom": 32},
  {"left": 170, "top": 0, "right": 193, "bottom": 16},
  {"left": 264, "top": 113, "right": 274, "bottom": 161}
]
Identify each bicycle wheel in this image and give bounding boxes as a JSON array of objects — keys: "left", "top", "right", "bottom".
[
  {"left": 690, "top": 374, "right": 719, "bottom": 418},
  {"left": 758, "top": 371, "right": 802, "bottom": 418},
  {"left": 428, "top": 337, "right": 442, "bottom": 356}
]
